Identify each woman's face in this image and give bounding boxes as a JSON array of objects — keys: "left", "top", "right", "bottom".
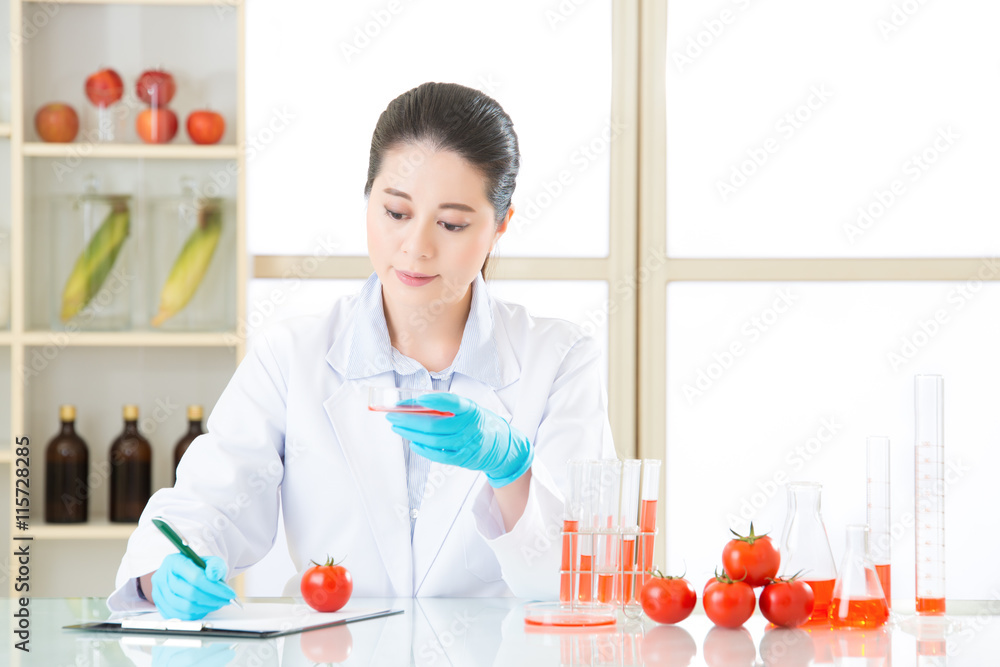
[{"left": 367, "top": 142, "right": 509, "bottom": 314}]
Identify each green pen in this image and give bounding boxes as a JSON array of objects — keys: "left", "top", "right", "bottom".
[{"left": 152, "top": 517, "right": 243, "bottom": 610}]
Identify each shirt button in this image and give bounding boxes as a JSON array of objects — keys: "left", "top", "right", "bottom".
[{"left": 410, "top": 509, "right": 419, "bottom": 520}]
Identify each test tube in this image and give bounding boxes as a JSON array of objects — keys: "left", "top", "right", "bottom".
[
  {"left": 560, "top": 460, "right": 586, "bottom": 603},
  {"left": 914, "top": 375, "right": 945, "bottom": 616},
  {"left": 619, "top": 460, "right": 642, "bottom": 605},
  {"left": 638, "top": 459, "right": 662, "bottom": 585},
  {"left": 867, "top": 436, "right": 892, "bottom": 608},
  {"left": 578, "top": 461, "right": 600, "bottom": 602},
  {"left": 594, "top": 459, "right": 622, "bottom": 603}
]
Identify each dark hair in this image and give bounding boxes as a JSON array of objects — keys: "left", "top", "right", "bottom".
[{"left": 364, "top": 82, "right": 520, "bottom": 277}]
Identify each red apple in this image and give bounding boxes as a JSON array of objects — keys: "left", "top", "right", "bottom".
[
  {"left": 136, "top": 69, "right": 176, "bottom": 106},
  {"left": 35, "top": 103, "right": 79, "bottom": 143},
  {"left": 85, "top": 68, "right": 124, "bottom": 106},
  {"left": 186, "top": 110, "right": 225, "bottom": 145},
  {"left": 136, "top": 108, "right": 178, "bottom": 143}
]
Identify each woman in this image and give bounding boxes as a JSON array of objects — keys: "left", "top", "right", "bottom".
[{"left": 109, "top": 82, "right": 615, "bottom": 619}]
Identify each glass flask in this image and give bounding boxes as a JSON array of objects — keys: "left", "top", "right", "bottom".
[
  {"left": 146, "top": 178, "right": 235, "bottom": 331},
  {"left": 780, "top": 482, "right": 838, "bottom": 623},
  {"left": 50, "top": 176, "right": 133, "bottom": 330},
  {"left": 829, "top": 525, "right": 889, "bottom": 629}
]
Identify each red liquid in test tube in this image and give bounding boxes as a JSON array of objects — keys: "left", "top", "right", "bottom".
[
  {"left": 559, "top": 461, "right": 586, "bottom": 603},
  {"left": 638, "top": 459, "right": 661, "bottom": 585}
]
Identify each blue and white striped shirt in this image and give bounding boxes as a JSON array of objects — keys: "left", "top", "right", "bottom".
[{"left": 345, "top": 273, "right": 503, "bottom": 540}]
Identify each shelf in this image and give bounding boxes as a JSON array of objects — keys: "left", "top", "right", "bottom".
[
  {"left": 26, "top": 0, "right": 239, "bottom": 5},
  {"left": 0, "top": 332, "right": 12, "bottom": 345},
  {"left": 0, "top": 450, "right": 10, "bottom": 464},
  {"left": 23, "top": 331, "right": 240, "bottom": 347},
  {"left": 29, "top": 520, "right": 138, "bottom": 540},
  {"left": 23, "top": 143, "right": 239, "bottom": 160},
  {"left": 0, "top": 123, "right": 10, "bottom": 138}
]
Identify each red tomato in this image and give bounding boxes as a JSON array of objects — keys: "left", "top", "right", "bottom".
[
  {"left": 640, "top": 571, "right": 697, "bottom": 624},
  {"left": 759, "top": 576, "right": 815, "bottom": 628},
  {"left": 136, "top": 108, "right": 178, "bottom": 144},
  {"left": 186, "top": 110, "right": 226, "bottom": 145},
  {"left": 703, "top": 571, "right": 756, "bottom": 628},
  {"left": 301, "top": 556, "right": 353, "bottom": 612},
  {"left": 722, "top": 523, "right": 780, "bottom": 587}
]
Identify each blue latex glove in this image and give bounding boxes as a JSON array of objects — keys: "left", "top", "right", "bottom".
[
  {"left": 151, "top": 553, "right": 237, "bottom": 621},
  {"left": 386, "top": 392, "right": 533, "bottom": 487}
]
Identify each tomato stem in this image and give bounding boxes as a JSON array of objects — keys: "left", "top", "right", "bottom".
[{"left": 730, "top": 521, "right": 770, "bottom": 545}]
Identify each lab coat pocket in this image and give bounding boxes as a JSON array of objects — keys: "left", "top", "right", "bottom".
[{"left": 463, "top": 517, "right": 503, "bottom": 583}]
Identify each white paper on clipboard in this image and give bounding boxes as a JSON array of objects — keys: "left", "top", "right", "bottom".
[{"left": 117, "top": 602, "right": 393, "bottom": 634}]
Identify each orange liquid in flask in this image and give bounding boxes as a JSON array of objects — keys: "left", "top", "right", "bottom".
[
  {"left": 804, "top": 579, "right": 836, "bottom": 622},
  {"left": 829, "top": 597, "right": 889, "bottom": 628}
]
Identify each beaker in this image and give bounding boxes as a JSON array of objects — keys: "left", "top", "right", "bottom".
[
  {"left": 780, "top": 482, "right": 838, "bottom": 623},
  {"left": 619, "top": 459, "right": 642, "bottom": 610},
  {"left": 867, "top": 436, "right": 892, "bottom": 608},
  {"left": 914, "top": 374, "right": 945, "bottom": 616},
  {"left": 594, "top": 459, "right": 621, "bottom": 603},
  {"left": 829, "top": 525, "right": 889, "bottom": 629},
  {"left": 559, "top": 460, "right": 586, "bottom": 603},
  {"left": 638, "top": 458, "right": 661, "bottom": 586}
]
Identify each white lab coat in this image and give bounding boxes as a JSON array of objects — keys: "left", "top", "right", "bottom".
[{"left": 108, "top": 277, "right": 615, "bottom": 612}]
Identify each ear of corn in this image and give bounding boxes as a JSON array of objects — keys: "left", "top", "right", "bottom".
[
  {"left": 151, "top": 202, "right": 223, "bottom": 327},
  {"left": 60, "top": 202, "right": 131, "bottom": 322}
]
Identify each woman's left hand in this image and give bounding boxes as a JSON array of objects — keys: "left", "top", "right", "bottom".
[{"left": 385, "top": 393, "right": 533, "bottom": 487}]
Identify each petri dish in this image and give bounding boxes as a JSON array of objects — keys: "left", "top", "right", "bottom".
[
  {"left": 367, "top": 387, "right": 455, "bottom": 417},
  {"left": 523, "top": 601, "right": 618, "bottom": 629}
]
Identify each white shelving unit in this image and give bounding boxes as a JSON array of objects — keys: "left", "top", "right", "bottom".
[{"left": 4, "top": 0, "right": 247, "bottom": 601}]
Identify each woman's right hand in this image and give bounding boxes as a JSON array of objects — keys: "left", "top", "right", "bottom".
[{"left": 151, "top": 553, "right": 237, "bottom": 620}]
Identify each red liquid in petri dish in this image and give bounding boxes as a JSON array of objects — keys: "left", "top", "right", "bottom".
[
  {"left": 368, "top": 406, "right": 454, "bottom": 416},
  {"left": 829, "top": 596, "right": 890, "bottom": 628}
]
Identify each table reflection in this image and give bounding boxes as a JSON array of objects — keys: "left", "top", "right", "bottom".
[{"left": 13, "top": 597, "right": 1000, "bottom": 666}]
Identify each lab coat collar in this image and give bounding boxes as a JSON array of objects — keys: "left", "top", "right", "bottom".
[{"left": 330, "top": 273, "right": 518, "bottom": 388}]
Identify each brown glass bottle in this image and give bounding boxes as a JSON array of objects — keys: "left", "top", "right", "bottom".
[
  {"left": 173, "top": 405, "right": 204, "bottom": 485},
  {"left": 109, "top": 405, "right": 152, "bottom": 523},
  {"left": 45, "top": 405, "right": 90, "bottom": 523}
]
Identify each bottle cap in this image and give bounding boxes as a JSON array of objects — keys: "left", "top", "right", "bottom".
[
  {"left": 123, "top": 404, "right": 139, "bottom": 421},
  {"left": 59, "top": 405, "right": 76, "bottom": 422},
  {"left": 188, "top": 405, "right": 203, "bottom": 421}
]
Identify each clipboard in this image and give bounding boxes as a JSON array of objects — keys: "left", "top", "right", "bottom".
[{"left": 65, "top": 602, "right": 403, "bottom": 639}]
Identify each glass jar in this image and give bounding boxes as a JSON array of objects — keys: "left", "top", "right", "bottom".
[
  {"left": 50, "top": 180, "right": 134, "bottom": 331},
  {"left": 146, "top": 179, "right": 234, "bottom": 331}
]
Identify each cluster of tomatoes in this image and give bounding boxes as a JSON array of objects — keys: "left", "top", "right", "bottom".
[{"left": 639, "top": 523, "right": 815, "bottom": 628}]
